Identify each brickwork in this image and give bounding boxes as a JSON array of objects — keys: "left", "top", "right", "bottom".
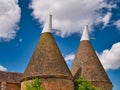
[
  {"left": 1, "top": 82, "right": 6, "bottom": 90},
  {"left": 6, "top": 83, "right": 20, "bottom": 90},
  {"left": 92, "top": 81, "right": 112, "bottom": 90},
  {"left": 21, "top": 78, "right": 74, "bottom": 90},
  {"left": 1, "top": 82, "right": 20, "bottom": 90},
  {"left": 0, "top": 71, "right": 22, "bottom": 90}
]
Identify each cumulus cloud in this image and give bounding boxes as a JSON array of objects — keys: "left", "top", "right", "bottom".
[
  {"left": 114, "top": 20, "right": 120, "bottom": 30},
  {"left": 98, "top": 42, "right": 120, "bottom": 70},
  {"left": 0, "top": 0, "right": 21, "bottom": 41},
  {"left": 30, "top": 0, "right": 116, "bottom": 37},
  {"left": 65, "top": 53, "right": 75, "bottom": 61},
  {"left": 0, "top": 65, "right": 7, "bottom": 71}
]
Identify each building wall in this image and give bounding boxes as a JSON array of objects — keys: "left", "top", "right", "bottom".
[
  {"left": 1, "top": 82, "right": 6, "bottom": 90},
  {"left": 21, "top": 78, "right": 74, "bottom": 90},
  {"left": 6, "top": 83, "right": 20, "bottom": 90},
  {"left": 91, "top": 81, "right": 112, "bottom": 90},
  {"left": 0, "top": 82, "right": 20, "bottom": 90}
]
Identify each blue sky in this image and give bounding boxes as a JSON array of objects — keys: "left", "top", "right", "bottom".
[{"left": 0, "top": 0, "right": 120, "bottom": 90}]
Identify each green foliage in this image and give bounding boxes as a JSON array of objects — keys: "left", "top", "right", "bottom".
[
  {"left": 25, "top": 78, "right": 44, "bottom": 90},
  {"left": 74, "top": 77, "right": 102, "bottom": 90}
]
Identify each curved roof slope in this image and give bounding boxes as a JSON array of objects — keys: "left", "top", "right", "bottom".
[
  {"left": 0, "top": 71, "right": 22, "bottom": 83},
  {"left": 71, "top": 26, "right": 111, "bottom": 83}
]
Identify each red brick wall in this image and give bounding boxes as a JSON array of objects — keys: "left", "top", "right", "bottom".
[
  {"left": 21, "top": 78, "right": 74, "bottom": 90},
  {"left": 92, "top": 81, "right": 113, "bottom": 90},
  {"left": 42, "top": 78, "right": 74, "bottom": 90},
  {"left": 6, "top": 83, "right": 20, "bottom": 90}
]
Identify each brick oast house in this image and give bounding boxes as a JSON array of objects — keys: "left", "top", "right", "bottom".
[
  {"left": 71, "top": 25, "right": 112, "bottom": 90},
  {"left": 0, "top": 71, "right": 22, "bottom": 90},
  {"left": 21, "top": 15, "right": 74, "bottom": 90},
  {"left": 0, "top": 15, "right": 112, "bottom": 90}
]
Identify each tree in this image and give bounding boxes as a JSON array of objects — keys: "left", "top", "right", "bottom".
[
  {"left": 74, "top": 77, "right": 102, "bottom": 90},
  {"left": 25, "top": 78, "right": 44, "bottom": 90}
]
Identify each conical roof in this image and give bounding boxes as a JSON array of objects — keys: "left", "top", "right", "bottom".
[
  {"left": 71, "top": 26, "right": 111, "bottom": 82},
  {"left": 21, "top": 15, "right": 73, "bottom": 81}
]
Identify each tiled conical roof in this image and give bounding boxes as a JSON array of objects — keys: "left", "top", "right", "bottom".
[
  {"left": 21, "top": 15, "right": 73, "bottom": 81},
  {"left": 71, "top": 26, "right": 112, "bottom": 83}
]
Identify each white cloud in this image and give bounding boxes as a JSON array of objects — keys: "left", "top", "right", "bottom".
[
  {"left": 0, "top": 65, "right": 7, "bottom": 71},
  {"left": 65, "top": 53, "right": 75, "bottom": 61},
  {"left": 30, "top": 0, "right": 116, "bottom": 37},
  {"left": 98, "top": 42, "right": 120, "bottom": 70},
  {"left": 115, "top": 20, "right": 120, "bottom": 30},
  {"left": 99, "top": 12, "right": 112, "bottom": 28},
  {"left": 0, "top": 0, "right": 21, "bottom": 41}
]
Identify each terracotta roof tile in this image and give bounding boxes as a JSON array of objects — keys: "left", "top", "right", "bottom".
[
  {"left": 22, "top": 33, "right": 73, "bottom": 81},
  {"left": 0, "top": 71, "right": 22, "bottom": 83},
  {"left": 71, "top": 40, "right": 111, "bottom": 81}
]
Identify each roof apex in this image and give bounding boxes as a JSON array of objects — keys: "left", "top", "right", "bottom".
[
  {"left": 42, "top": 15, "right": 52, "bottom": 33},
  {"left": 81, "top": 25, "right": 89, "bottom": 41}
]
